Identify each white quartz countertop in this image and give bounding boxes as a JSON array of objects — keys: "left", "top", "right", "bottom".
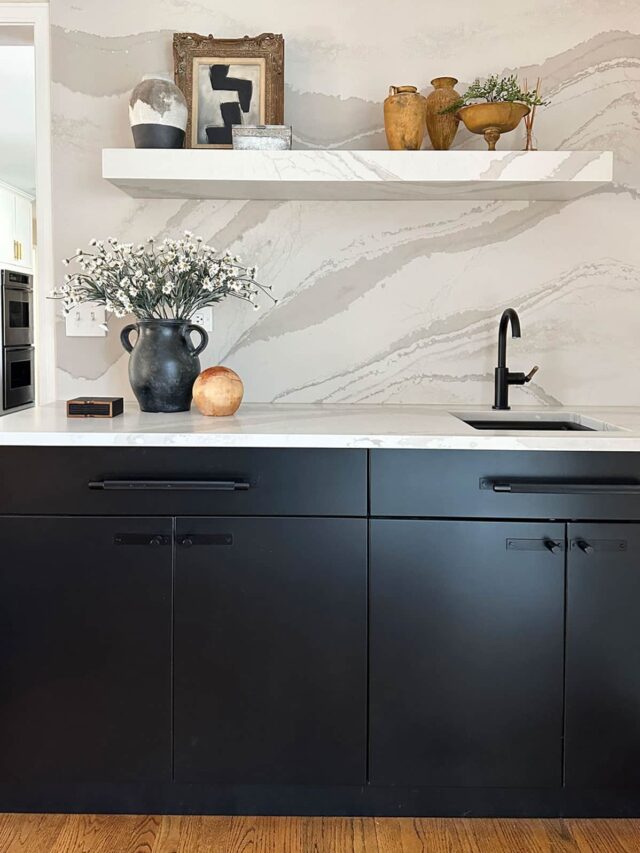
[{"left": 3, "top": 402, "right": 640, "bottom": 451}]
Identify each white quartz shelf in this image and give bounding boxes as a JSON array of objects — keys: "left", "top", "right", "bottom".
[
  {"left": 2, "top": 403, "right": 640, "bottom": 452},
  {"left": 102, "top": 149, "right": 613, "bottom": 202}
]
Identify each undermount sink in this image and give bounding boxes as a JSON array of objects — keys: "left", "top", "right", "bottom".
[{"left": 452, "top": 412, "right": 620, "bottom": 433}]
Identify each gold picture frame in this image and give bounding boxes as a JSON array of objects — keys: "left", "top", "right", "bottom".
[{"left": 173, "top": 32, "right": 285, "bottom": 149}]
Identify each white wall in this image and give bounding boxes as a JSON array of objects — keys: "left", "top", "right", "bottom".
[
  {"left": 0, "top": 41, "right": 36, "bottom": 194},
  {"left": 50, "top": 1, "right": 640, "bottom": 406}
]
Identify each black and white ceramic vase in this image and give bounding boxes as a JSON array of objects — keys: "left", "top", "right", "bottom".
[{"left": 129, "top": 73, "right": 188, "bottom": 149}]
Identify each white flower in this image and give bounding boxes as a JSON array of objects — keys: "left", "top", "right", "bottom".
[{"left": 53, "top": 234, "right": 271, "bottom": 321}]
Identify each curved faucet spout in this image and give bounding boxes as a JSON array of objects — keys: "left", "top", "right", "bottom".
[
  {"left": 493, "top": 308, "right": 538, "bottom": 410},
  {"left": 497, "top": 308, "right": 521, "bottom": 369}
]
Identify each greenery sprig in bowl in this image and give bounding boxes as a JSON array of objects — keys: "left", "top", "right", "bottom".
[
  {"left": 439, "top": 74, "right": 549, "bottom": 150},
  {"left": 440, "top": 74, "right": 548, "bottom": 114}
]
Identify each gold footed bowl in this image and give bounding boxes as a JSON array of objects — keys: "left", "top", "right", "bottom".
[{"left": 457, "top": 102, "right": 530, "bottom": 150}]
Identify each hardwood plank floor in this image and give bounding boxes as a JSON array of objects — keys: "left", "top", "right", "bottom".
[{"left": 0, "top": 814, "right": 639, "bottom": 853}]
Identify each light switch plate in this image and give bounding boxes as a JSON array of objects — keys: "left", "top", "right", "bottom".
[
  {"left": 65, "top": 303, "right": 107, "bottom": 337},
  {"left": 191, "top": 307, "right": 213, "bottom": 332}
]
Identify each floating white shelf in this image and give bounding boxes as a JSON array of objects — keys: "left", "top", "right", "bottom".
[{"left": 102, "top": 149, "right": 613, "bottom": 202}]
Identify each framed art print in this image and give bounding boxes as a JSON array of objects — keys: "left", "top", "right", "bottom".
[{"left": 173, "top": 32, "right": 285, "bottom": 149}]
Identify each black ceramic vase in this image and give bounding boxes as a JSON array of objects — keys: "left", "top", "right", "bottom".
[{"left": 120, "top": 319, "right": 209, "bottom": 413}]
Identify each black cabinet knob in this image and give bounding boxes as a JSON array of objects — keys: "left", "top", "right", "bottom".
[
  {"left": 545, "top": 540, "right": 561, "bottom": 554},
  {"left": 149, "top": 536, "right": 163, "bottom": 547},
  {"left": 181, "top": 537, "right": 193, "bottom": 548},
  {"left": 577, "top": 540, "right": 594, "bottom": 554}
]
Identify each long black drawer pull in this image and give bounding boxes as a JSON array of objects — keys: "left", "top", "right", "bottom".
[
  {"left": 480, "top": 479, "right": 640, "bottom": 495},
  {"left": 89, "top": 479, "right": 250, "bottom": 492}
]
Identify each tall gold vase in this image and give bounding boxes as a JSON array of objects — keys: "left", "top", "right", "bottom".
[{"left": 425, "top": 77, "right": 460, "bottom": 150}]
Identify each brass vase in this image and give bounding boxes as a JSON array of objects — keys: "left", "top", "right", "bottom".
[
  {"left": 457, "top": 102, "right": 530, "bottom": 150},
  {"left": 383, "top": 86, "right": 427, "bottom": 151},
  {"left": 425, "top": 77, "right": 461, "bottom": 150}
]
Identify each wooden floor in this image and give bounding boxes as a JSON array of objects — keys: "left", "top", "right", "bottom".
[{"left": 0, "top": 814, "right": 639, "bottom": 853}]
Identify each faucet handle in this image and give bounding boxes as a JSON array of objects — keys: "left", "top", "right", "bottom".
[{"left": 525, "top": 365, "right": 539, "bottom": 383}]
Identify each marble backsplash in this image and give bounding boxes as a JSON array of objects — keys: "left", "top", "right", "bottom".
[{"left": 50, "top": 1, "right": 640, "bottom": 406}]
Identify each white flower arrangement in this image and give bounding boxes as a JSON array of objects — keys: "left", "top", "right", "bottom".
[{"left": 51, "top": 233, "right": 275, "bottom": 321}]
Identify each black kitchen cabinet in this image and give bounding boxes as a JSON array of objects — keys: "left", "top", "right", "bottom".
[
  {"left": 0, "top": 516, "right": 172, "bottom": 784},
  {"left": 370, "top": 519, "right": 565, "bottom": 788},
  {"left": 174, "top": 516, "right": 367, "bottom": 785},
  {"left": 3, "top": 445, "right": 640, "bottom": 816},
  {"left": 565, "top": 523, "right": 640, "bottom": 787}
]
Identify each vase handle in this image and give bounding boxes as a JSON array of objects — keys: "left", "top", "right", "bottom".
[
  {"left": 120, "top": 323, "right": 138, "bottom": 354},
  {"left": 187, "top": 324, "right": 209, "bottom": 357}
]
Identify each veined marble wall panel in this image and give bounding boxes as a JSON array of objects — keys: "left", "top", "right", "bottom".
[{"left": 50, "top": 2, "right": 640, "bottom": 405}]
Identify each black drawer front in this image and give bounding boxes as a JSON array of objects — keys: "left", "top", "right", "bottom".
[
  {"left": 0, "top": 447, "right": 367, "bottom": 517},
  {"left": 371, "top": 450, "right": 640, "bottom": 520}
]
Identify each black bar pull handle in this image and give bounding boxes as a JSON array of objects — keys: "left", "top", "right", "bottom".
[
  {"left": 89, "top": 479, "right": 250, "bottom": 492},
  {"left": 481, "top": 479, "right": 640, "bottom": 495}
]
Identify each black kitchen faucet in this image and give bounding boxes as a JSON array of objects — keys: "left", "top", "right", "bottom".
[{"left": 493, "top": 308, "right": 539, "bottom": 410}]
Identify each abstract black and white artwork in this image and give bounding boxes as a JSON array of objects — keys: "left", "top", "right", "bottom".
[{"left": 193, "top": 57, "right": 266, "bottom": 147}]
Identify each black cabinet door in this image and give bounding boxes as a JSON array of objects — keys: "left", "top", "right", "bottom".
[
  {"left": 370, "top": 519, "right": 565, "bottom": 788},
  {"left": 174, "top": 517, "right": 367, "bottom": 784},
  {"left": 0, "top": 516, "right": 172, "bottom": 783},
  {"left": 566, "top": 523, "right": 640, "bottom": 787}
]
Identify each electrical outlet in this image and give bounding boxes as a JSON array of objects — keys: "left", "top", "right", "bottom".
[
  {"left": 192, "top": 307, "right": 213, "bottom": 332},
  {"left": 65, "top": 303, "right": 106, "bottom": 337}
]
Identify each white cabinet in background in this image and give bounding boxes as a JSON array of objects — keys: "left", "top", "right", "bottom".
[
  {"left": 0, "top": 182, "right": 34, "bottom": 271},
  {"left": 13, "top": 194, "right": 33, "bottom": 270},
  {"left": 0, "top": 185, "right": 14, "bottom": 266}
]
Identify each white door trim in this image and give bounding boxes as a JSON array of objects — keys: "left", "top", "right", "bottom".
[{"left": 0, "top": 2, "right": 55, "bottom": 404}]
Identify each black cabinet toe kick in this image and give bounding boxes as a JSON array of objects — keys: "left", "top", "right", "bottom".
[{"left": 2, "top": 447, "right": 640, "bottom": 816}]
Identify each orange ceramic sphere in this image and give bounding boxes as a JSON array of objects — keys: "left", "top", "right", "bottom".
[{"left": 193, "top": 366, "right": 244, "bottom": 417}]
